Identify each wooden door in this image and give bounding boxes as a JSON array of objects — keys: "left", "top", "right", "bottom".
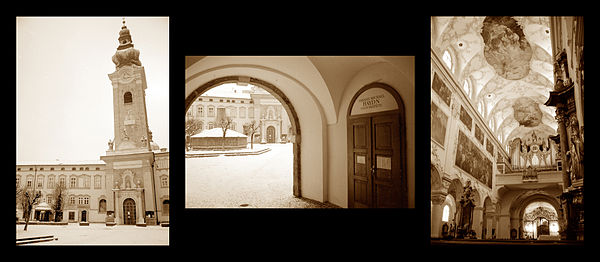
[
  {"left": 81, "top": 210, "right": 87, "bottom": 222},
  {"left": 371, "top": 114, "right": 403, "bottom": 207},
  {"left": 123, "top": 198, "right": 136, "bottom": 225},
  {"left": 267, "top": 126, "right": 275, "bottom": 143},
  {"left": 348, "top": 117, "right": 372, "bottom": 208},
  {"left": 348, "top": 114, "right": 404, "bottom": 208}
]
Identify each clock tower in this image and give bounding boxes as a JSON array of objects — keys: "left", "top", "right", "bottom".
[{"left": 101, "top": 19, "right": 159, "bottom": 226}]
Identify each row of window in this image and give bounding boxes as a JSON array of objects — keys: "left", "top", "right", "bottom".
[
  {"left": 17, "top": 166, "right": 101, "bottom": 171},
  {"left": 189, "top": 105, "right": 255, "bottom": 119},
  {"left": 17, "top": 174, "right": 169, "bottom": 189},
  {"left": 16, "top": 175, "right": 103, "bottom": 189},
  {"left": 198, "top": 97, "right": 253, "bottom": 104}
]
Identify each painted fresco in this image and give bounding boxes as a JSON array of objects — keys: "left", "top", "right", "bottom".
[
  {"left": 455, "top": 130, "right": 493, "bottom": 188},
  {"left": 459, "top": 106, "right": 473, "bottom": 130},
  {"left": 486, "top": 138, "right": 494, "bottom": 156},
  {"left": 474, "top": 125, "right": 484, "bottom": 144},
  {"left": 431, "top": 102, "right": 448, "bottom": 146},
  {"left": 432, "top": 73, "right": 452, "bottom": 106}
]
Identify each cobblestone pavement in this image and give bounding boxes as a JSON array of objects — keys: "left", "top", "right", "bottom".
[{"left": 186, "top": 143, "right": 340, "bottom": 208}]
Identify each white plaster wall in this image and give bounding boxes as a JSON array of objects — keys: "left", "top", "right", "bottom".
[
  {"left": 328, "top": 61, "right": 415, "bottom": 208},
  {"left": 185, "top": 58, "right": 329, "bottom": 202}
]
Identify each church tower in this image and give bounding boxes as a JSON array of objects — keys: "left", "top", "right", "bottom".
[{"left": 101, "top": 19, "right": 159, "bottom": 226}]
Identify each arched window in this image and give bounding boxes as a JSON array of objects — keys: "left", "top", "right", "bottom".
[
  {"left": 442, "top": 205, "right": 450, "bottom": 222},
  {"left": 463, "top": 80, "right": 471, "bottom": 99},
  {"left": 442, "top": 50, "right": 453, "bottom": 73},
  {"left": 124, "top": 92, "right": 133, "bottom": 104},
  {"left": 162, "top": 200, "right": 169, "bottom": 215},
  {"left": 99, "top": 199, "right": 107, "bottom": 213}
]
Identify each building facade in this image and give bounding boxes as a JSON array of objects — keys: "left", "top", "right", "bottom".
[
  {"left": 16, "top": 20, "right": 169, "bottom": 225},
  {"left": 186, "top": 85, "right": 292, "bottom": 144}
]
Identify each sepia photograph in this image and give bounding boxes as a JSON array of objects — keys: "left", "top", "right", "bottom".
[
  {"left": 185, "top": 56, "right": 415, "bottom": 209},
  {"left": 430, "top": 16, "right": 583, "bottom": 246},
  {"left": 16, "top": 17, "right": 169, "bottom": 245}
]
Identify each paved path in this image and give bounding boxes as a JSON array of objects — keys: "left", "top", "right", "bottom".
[{"left": 186, "top": 143, "right": 338, "bottom": 208}]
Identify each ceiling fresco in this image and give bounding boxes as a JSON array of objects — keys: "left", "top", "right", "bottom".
[{"left": 432, "top": 16, "right": 557, "bottom": 149}]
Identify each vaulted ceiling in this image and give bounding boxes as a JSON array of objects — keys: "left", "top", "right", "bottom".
[{"left": 432, "top": 16, "right": 557, "bottom": 148}]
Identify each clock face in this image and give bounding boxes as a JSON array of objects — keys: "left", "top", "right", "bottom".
[{"left": 121, "top": 67, "right": 135, "bottom": 82}]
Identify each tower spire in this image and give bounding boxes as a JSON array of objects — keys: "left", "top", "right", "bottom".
[{"left": 112, "top": 18, "right": 141, "bottom": 68}]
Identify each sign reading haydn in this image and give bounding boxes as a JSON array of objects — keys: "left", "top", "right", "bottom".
[{"left": 351, "top": 87, "right": 399, "bottom": 115}]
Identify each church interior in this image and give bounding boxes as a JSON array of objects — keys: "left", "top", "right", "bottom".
[{"left": 430, "top": 16, "right": 583, "bottom": 244}]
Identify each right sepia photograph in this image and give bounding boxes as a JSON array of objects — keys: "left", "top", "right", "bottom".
[{"left": 430, "top": 16, "right": 583, "bottom": 245}]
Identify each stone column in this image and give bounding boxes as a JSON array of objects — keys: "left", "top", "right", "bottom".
[
  {"left": 555, "top": 106, "right": 571, "bottom": 190},
  {"left": 431, "top": 192, "right": 447, "bottom": 239},
  {"left": 472, "top": 206, "right": 484, "bottom": 239}
]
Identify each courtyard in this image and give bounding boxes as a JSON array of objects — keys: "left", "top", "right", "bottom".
[
  {"left": 186, "top": 143, "right": 338, "bottom": 208},
  {"left": 16, "top": 223, "right": 169, "bottom": 245}
]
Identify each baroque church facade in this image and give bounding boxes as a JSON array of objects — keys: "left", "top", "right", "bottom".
[
  {"left": 430, "top": 16, "right": 583, "bottom": 241},
  {"left": 16, "top": 21, "right": 170, "bottom": 226}
]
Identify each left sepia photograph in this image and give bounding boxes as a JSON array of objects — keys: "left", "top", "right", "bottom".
[{"left": 16, "top": 17, "right": 169, "bottom": 245}]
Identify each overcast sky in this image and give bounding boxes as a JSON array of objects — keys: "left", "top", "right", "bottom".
[{"left": 16, "top": 17, "right": 169, "bottom": 162}]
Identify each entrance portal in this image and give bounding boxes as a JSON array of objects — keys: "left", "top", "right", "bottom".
[
  {"left": 123, "top": 198, "right": 136, "bottom": 225},
  {"left": 347, "top": 83, "right": 407, "bottom": 208},
  {"left": 81, "top": 210, "right": 87, "bottom": 222}
]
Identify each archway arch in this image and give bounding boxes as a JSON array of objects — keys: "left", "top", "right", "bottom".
[
  {"left": 509, "top": 192, "right": 562, "bottom": 240},
  {"left": 185, "top": 76, "right": 303, "bottom": 197}
]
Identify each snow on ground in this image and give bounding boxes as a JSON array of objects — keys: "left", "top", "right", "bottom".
[
  {"left": 186, "top": 143, "right": 337, "bottom": 208},
  {"left": 16, "top": 223, "right": 168, "bottom": 245}
]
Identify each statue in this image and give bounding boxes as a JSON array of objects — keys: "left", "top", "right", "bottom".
[
  {"left": 108, "top": 139, "right": 114, "bottom": 151},
  {"left": 122, "top": 127, "right": 129, "bottom": 140}
]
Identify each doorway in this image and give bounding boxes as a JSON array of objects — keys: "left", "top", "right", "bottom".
[
  {"left": 347, "top": 83, "right": 407, "bottom": 208},
  {"left": 123, "top": 198, "right": 136, "bottom": 225},
  {"left": 81, "top": 210, "right": 87, "bottom": 222},
  {"left": 267, "top": 126, "right": 275, "bottom": 143}
]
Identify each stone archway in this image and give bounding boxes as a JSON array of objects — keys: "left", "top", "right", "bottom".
[
  {"left": 185, "top": 76, "right": 302, "bottom": 197},
  {"left": 510, "top": 193, "right": 563, "bottom": 240}
]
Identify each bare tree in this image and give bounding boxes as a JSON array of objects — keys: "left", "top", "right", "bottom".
[
  {"left": 17, "top": 186, "right": 42, "bottom": 231},
  {"left": 219, "top": 117, "right": 233, "bottom": 150},
  {"left": 185, "top": 118, "right": 204, "bottom": 151},
  {"left": 244, "top": 120, "right": 260, "bottom": 149},
  {"left": 51, "top": 183, "right": 67, "bottom": 222}
]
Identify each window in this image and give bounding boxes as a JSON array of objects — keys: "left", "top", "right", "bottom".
[
  {"left": 208, "top": 106, "right": 215, "bottom": 117},
  {"left": 70, "top": 177, "right": 77, "bottom": 188},
  {"left": 70, "top": 196, "right": 75, "bottom": 205},
  {"left": 59, "top": 177, "right": 66, "bottom": 187},
  {"left": 161, "top": 176, "right": 168, "bottom": 188},
  {"left": 27, "top": 178, "right": 33, "bottom": 188},
  {"left": 124, "top": 91, "right": 133, "bottom": 104},
  {"left": 99, "top": 199, "right": 107, "bottom": 213},
  {"left": 69, "top": 211, "right": 75, "bottom": 221},
  {"left": 442, "top": 205, "right": 450, "bottom": 222},
  {"left": 442, "top": 49, "right": 453, "bottom": 73},
  {"left": 96, "top": 167, "right": 100, "bottom": 171},
  {"left": 37, "top": 177, "right": 43, "bottom": 188},
  {"left": 46, "top": 195, "right": 52, "bottom": 205},
  {"left": 83, "top": 176, "right": 90, "bottom": 188},
  {"left": 16, "top": 176, "right": 21, "bottom": 186},
  {"left": 240, "top": 107, "right": 246, "bottom": 118},
  {"left": 249, "top": 107, "right": 254, "bottom": 118},
  {"left": 230, "top": 107, "right": 237, "bottom": 118},
  {"left": 48, "top": 176, "right": 55, "bottom": 189},
  {"left": 94, "top": 176, "right": 101, "bottom": 189},
  {"left": 463, "top": 80, "right": 470, "bottom": 98},
  {"left": 208, "top": 122, "right": 214, "bottom": 129},
  {"left": 198, "top": 106, "right": 204, "bottom": 117}
]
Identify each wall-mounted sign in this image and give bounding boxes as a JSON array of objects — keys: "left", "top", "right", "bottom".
[{"left": 351, "top": 87, "right": 399, "bottom": 116}]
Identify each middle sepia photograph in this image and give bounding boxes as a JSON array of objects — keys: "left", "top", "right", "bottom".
[{"left": 184, "top": 56, "right": 415, "bottom": 209}]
